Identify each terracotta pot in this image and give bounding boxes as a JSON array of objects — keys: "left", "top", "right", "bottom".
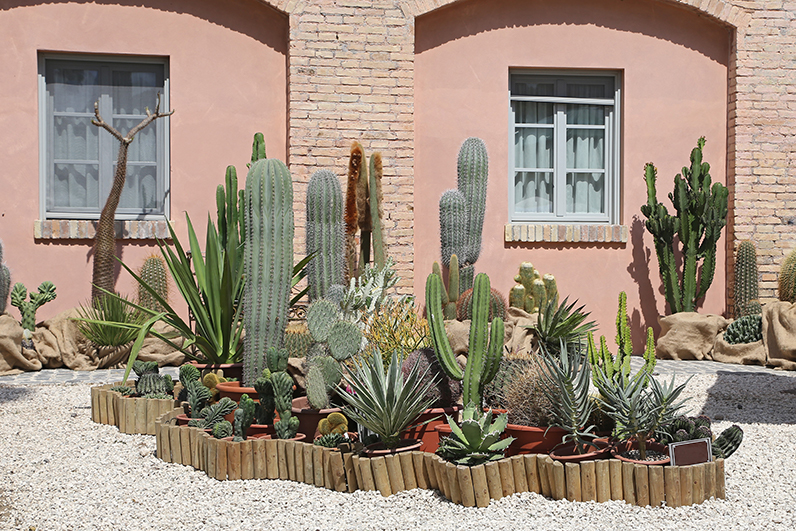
[
  {"left": 400, "top": 405, "right": 462, "bottom": 453},
  {"left": 291, "top": 396, "right": 342, "bottom": 440},
  {"left": 611, "top": 439, "right": 670, "bottom": 465},
  {"left": 189, "top": 361, "right": 244, "bottom": 382},
  {"left": 250, "top": 432, "right": 307, "bottom": 442},
  {"left": 174, "top": 414, "right": 211, "bottom": 433},
  {"left": 361, "top": 438, "right": 422, "bottom": 457},
  {"left": 549, "top": 438, "right": 612, "bottom": 463},
  {"left": 504, "top": 424, "right": 567, "bottom": 456},
  {"left": 248, "top": 423, "right": 276, "bottom": 437},
  {"left": 215, "top": 381, "right": 258, "bottom": 402}
]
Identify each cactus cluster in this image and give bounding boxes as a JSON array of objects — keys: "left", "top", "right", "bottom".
[
  {"left": 110, "top": 385, "right": 135, "bottom": 396},
  {"left": 509, "top": 262, "right": 558, "bottom": 314},
  {"left": 243, "top": 158, "right": 295, "bottom": 387},
  {"left": 778, "top": 248, "right": 796, "bottom": 303},
  {"left": 318, "top": 412, "right": 348, "bottom": 436},
  {"left": 177, "top": 364, "right": 201, "bottom": 402},
  {"left": 344, "top": 142, "right": 386, "bottom": 281},
  {"left": 212, "top": 420, "right": 234, "bottom": 439},
  {"left": 188, "top": 396, "right": 237, "bottom": 431},
  {"left": 456, "top": 286, "right": 507, "bottom": 323},
  {"left": 659, "top": 415, "right": 744, "bottom": 459},
  {"left": 10, "top": 281, "right": 56, "bottom": 333},
  {"left": 132, "top": 361, "right": 174, "bottom": 397},
  {"left": 724, "top": 314, "right": 763, "bottom": 345},
  {"left": 314, "top": 433, "right": 344, "bottom": 448},
  {"left": 233, "top": 394, "right": 256, "bottom": 441},
  {"left": 734, "top": 241, "right": 761, "bottom": 317},
  {"left": 251, "top": 346, "right": 299, "bottom": 439},
  {"left": 439, "top": 138, "right": 489, "bottom": 293},
  {"left": 306, "top": 169, "right": 345, "bottom": 301},
  {"left": 0, "top": 239, "right": 10, "bottom": 314},
  {"left": 284, "top": 321, "right": 313, "bottom": 358},
  {"left": 137, "top": 254, "right": 170, "bottom": 313},
  {"left": 186, "top": 379, "right": 212, "bottom": 419},
  {"left": 641, "top": 137, "right": 729, "bottom": 313},
  {"left": 427, "top": 272, "right": 503, "bottom": 408}
]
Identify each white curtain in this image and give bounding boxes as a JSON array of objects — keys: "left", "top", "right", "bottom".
[
  {"left": 513, "top": 101, "right": 553, "bottom": 213},
  {"left": 565, "top": 85, "right": 606, "bottom": 215}
]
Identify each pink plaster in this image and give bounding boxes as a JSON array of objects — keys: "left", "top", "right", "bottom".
[
  {"left": 415, "top": 0, "right": 731, "bottom": 345},
  {"left": 0, "top": 0, "right": 287, "bottom": 320}
]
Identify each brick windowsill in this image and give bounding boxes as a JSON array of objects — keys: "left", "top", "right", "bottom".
[
  {"left": 504, "top": 223, "right": 628, "bottom": 243},
  {"left": 34, "top": 219, "right": 171, "bottom": 240}
]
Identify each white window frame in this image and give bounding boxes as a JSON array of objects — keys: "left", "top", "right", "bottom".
[
  {"left": 508, "top": 70, "right": 621, "bottom": 224},
  {"left": 38, "top": 53, "right": 170, "bottom": 220}
]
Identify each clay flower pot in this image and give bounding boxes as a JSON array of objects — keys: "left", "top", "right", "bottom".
[
  {"left": 291, "top": 396, "right": 342, "bottom": 440},
  {"left": 189, "top": 361, "right": 243, "bottom": 382},
  {"left": 250, "top": 432, "right": 307, "bottom": 442},
  {"left": 361, "top": 438, "right": 422, "bottom": 457},
  {"left": 215, "top": 380, "right": 258, "bottom": 402},
  {"left": 400, "top": 405, "right": 462, "bottom": 453},
  {"left": 549, "top": 438, "right": 612, "bottom": 463},
  {"left": 611, "top": 439, "right": 670, "bottom": 465},
  {"left": 504, "top": 424, "right": 567, "bottom": 456}
]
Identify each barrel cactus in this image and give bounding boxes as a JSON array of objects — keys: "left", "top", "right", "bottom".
[
  {"left": 137, "top": 254, "right": 170, "bottom": 312},
  {"left": 779, "top": 248, "right": 796, "bottom": 303},
  {"left": 733, "top": 240, "right": 760, "bottom": 317},
  {"left": 318, "top": 412, "right": 348, "bottom": 436},
  {"left": 455, "top": 286, "right": 507, "bottom": 322}
]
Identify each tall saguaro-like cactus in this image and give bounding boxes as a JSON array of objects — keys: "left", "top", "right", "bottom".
[
  {"left": 641, "top": 138, "right": 728, "bottom": 313},
  {"left": 0, "top": 239, "right": 10, "bottom": 314},
  {"left": 243, "top": 158, "right": 294, "bottom": 387},
  {"left": 439, "top": 138, "right": 489, "bottom": 293},
  {"left": 734, "top": 240, "right": 761, "bottom": 317},
  {"left": 306, "top": 169, "right": 345, "bottom": 301}
]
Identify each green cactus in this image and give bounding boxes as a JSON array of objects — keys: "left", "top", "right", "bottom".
[
  {"left": 186, "top": 379, "right": 212, "bottom": 419},
  {"left": 307, "top": 299, "right": 339, "bottom": 343},
  {"left": 272, "top": 371, "right": 299, "bottom": 439},
  {"left": 10, "top": 281, "right": 56, "bottom": 333},
  {"left": 713, "top": 425, "right": 743, "bottom": 459},
  {"left": 132, "top": 360, "right": 159, "bottom": 376},
  {"left": 253, "top": 373, "right": 275, "bottom": 426},
  {"left": 216, "top": 163, "right": 246, "bottom": 309},
  {"left": 369, "top": 152, "right": 386, "bottom": 270},
  {"left": 110, "top": 385, "right": 135, "bottom": 396},
  {"left": 432, "top": 256, "right": 460, "bottom": 320},
  {"left": 641, "top": 138, "right": 729, "bottom": 313},
  {"left": 0, "top": 239, "right": 10, "bottom": 315},
  {"left": 455, "top": 286, "right": 507, "bottom": 323},
  {"left": 243, "top": 158, "right": 294, "bottom": 387},
  {"left": 177, "top": 364, "right": 201, "bottom": 402},
  {"left": 233, "top": 394, "right": 256, "bottom": 441},
  {"left": 724, "top": 314, "right": 763, "bottom": 345},
  {"left": 136, "top": 254, "right": 169, "bottom": 313},
  {"left": 249, "top": 132, "right": 267, "bottom": 167},
  {"left": 306, "top": 169, "right": 345, "bottom": 301},
  {"left": 427, "top": 272, "right": 503, "bottom": 408},
  {"left": 284, "top": 322, "right": 313, "bottom": 358},
  {"left": 212, "top": 420, "right": 233, "bottom": 439},
  {"left": 778, "top": 248, "right": 796, "bottom": 303},
  {"left": 734, "top": 240, "right": 761, "bottom": 317},
  {"left": 188, "top": 397, "right": 237, "bottom": 430},
  {"left": 136, "top": 372, "right": 167, "bottom": 397},
  {"left": 314, "top": 433, "right": 344, "bottom": 448}
]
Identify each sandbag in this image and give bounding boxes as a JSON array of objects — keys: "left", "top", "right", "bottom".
[
  {"left": 0, "top": 314, "right": 42, "bottom": 375},
  {"left": 656, "top": 312, "right": 730, "bottom": 361},
  {"left": 441, "top": 306, "right": 539, "bottom": 357},
  {"left": 762, "top": 301, "right": 796, "bottom": 370}
]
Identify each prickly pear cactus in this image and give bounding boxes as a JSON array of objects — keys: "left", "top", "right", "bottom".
[{"left": 10, "top": 281, "right": 57, "bottom": 333}]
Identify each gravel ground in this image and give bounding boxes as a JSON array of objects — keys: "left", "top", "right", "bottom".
[{"left": 1, "top": 372, "right": 796, "bottom": 531}]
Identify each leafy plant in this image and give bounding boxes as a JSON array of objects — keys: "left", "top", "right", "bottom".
[
  {"left": 364, "top": 297, "right": 430, "bottom": 365},
  {"left": 339, "top": 351, "right": 436, "bottom": 449},
  {"left": 436, "top": 403, "right": 515, "bottom": 466},
  {"left": 75, "top": 293, "right": 148, "bottom": 347},
  {"left": 530, "top": 296, "right": 596, "bottom": 353}
]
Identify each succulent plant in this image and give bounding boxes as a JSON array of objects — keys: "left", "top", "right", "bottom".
[
  {"left": 532, "top": 296, "right": 596, "bottom": 354},
  {"left": 110, "top": 385, "right": 135, "bottom": 396},
  {"left": 132, "top": 362, "right": 174, "bottom": 397},
  {"left": 0, "top": 239, "right": 10, "bottom": 315},
  {"left": 306, "top": 169, "right": 345, "bottom": 301},
  {"left": 186, "top": 380, "right": 212, "bottom": 419},
  {"left": 658, "top": 415, "right": 743, "bottom": 459},
  {"left": 233, "top": 394, "right": 256, "bottom": 442},
  {"left": 142, "top": 393, "right": 171, "bottom": 400},
  {"left": 10, "top": 281, "right": 56, "bottom": 334},
  {"left": 177, "top": 364, "right": 201, "bottom": 402},
  {"left": 431, "top": 257, "right": 460, "bottom": 320},
  {"left": 779, "top": 248, "right": 796, "bottom": 303},
  {"left": 436, "top": 403, "right": 515, "bottom": 466},
  {"left": 188, "top": 396, "right": 237, "bottom": 430},
  {"left": 318, "top": 412, "right": 348, "bottom": 436},
  {"left": 284, "top": 321, "right": 313, "bottom": 358},
  {"left": 272, "top": 371, "right": 299, "bottom": 439},
  {"left": 212, "top": 420, "right": 234, "bottom": 439},
  {"left": 137, "top": 254, "right": 170, "bottom": 313},
  {"left": 314, "top": 433, "right": 345, "bottom": 448},
  {"left": 455, "top": 286, "right": 507, "bottom": 322},
  {"left": 724, "top": 315, "right": 763, "bottom": 345},
  {"left": 734, "top": 241, "right": 761, "bottom": 317},
  {"left": 713, "top": 425, "right": 744, "bottom": 459},
  {"left": 400, "top": 348, "right": 462, "bottom": 409},
  {"left": 509, "top": 262, "right": 559, "bottom": 314},
  {"left": 364, "top": 297, "right": 430, "bottom": 366}
]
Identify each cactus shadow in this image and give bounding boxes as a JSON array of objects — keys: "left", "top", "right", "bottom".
[
  {"left": 0, "top": 385, "right": 35, "bottom": 404},
  {"left": 695, "top": 370, "right": 796, "bottom": 425},
  {"left": 626, "top": 216, "right": 661, "bottom": 337}
]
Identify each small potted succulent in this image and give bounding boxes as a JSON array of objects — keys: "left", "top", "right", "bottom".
[
  {"left": 436, "top": 403, "right": 515, "bottom": 466},
  {"left": 658, "top": 415, "right": 744, "bottom": 460}
]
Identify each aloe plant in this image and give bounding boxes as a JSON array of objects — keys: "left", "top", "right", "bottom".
[
  {"left": 531, "top": 297, "right": 596, "bottom": 353},
  {"left": 436, "top": 403, "right": 515, "bottom": 466}
]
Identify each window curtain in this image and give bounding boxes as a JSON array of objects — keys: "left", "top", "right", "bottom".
[
  {"left": 513, "top": 101, "right": 553, "bottom": 213},
  {"left": 565, "top": 84, "right": 606, "bottom": 215}
]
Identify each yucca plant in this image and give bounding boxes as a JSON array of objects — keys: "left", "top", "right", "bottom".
[
  {"left": 75, "top": 293, "right": 149, "bottom": 347},
  {"left": 535, "top": 340, "right": 596, "bottom": 454},
  {"left": 531, "top": 297, "right": 596, "bottom": 353},
  {"left": 436, "top": 403, "right": 515, "bottom": 466},
  {"left": 339, "top": 350, "right": 436, "bottom": 449}
]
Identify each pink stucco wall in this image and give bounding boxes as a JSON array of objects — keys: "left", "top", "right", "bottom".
[
  {"left": 415, "top": 0, "right": 731, "bottom": 346},
  {"left": 0, "top": 0, "right": 287, "bottom": 320}
]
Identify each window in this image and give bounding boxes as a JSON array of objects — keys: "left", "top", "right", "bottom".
[
  {"left": 39, "top": 56, "right": 169, "bottom": 219},
  {"left": 509, "top": 72, "right": 620, "bottom": 224}
]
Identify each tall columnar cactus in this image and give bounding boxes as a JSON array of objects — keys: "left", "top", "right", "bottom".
[
  {"left": 217, "top": 164, "right": 246, "bottom": 279},
  {"left": 369, "top": 152, "right": 386, "bottom": 269},
  {"left": 0, "top": 239, "right": 9, "bottom": 314},
  {"left": 306, "top": 169, "right": 345, "bottom": 301},
  {"left": 272, "top": 371, "right": 299, "bottom": 439},
  {"left": 243, "top": 158, "right": 294, "bottom": 387},
  {"left": 426, "top": 272, "right": 503, "bottom": 408},
  {"left": 641, "top": 138, "right": 729, "bottom": 313},
  {"left": 439, "top": 138, "right": 489, "bottom": 293},
  {"left": 11, "top": 281, "right": 56, "bottom": 333},
  {"left": 734, "top": 240, "right": 760, "bottom": 317},
  {"left": 778, "top": 248, "right": 796, "bottom": 303},
  {"left": 509, "top": 262, "right": 558, "bottom": 314},
  {"left": 432, "top": 255, "right": 460, "bottom": 320},
  {"left": 137, "top": 254, "right": 170, "bottom": 313}
]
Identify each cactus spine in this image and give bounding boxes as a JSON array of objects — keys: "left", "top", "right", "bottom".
[
  {"left": 10, "top": 281, "right": 56, "bottom": 333},
  {"left": 137, "top": 254, "right": 170, "bottom": 312},
  {"left": 427, "top": 272, "right": 503, "bottom": 408},
  {"left": 778, "top": 248, "right": 796, "bottom": 303},
  {"left": 0, "top": 240, "right": 9, "bottom": 314},
  {"left": 733, "top": 240, "right": 760, "bottom": 317},
  {"left": 641, "top": 138, "right": 729, "bottom": 313},
  {"left": 306, "top": 169, "right": 345, "bottom": 301},
  {"left": 243, "top": 158, "right": 294, "bottom": 387}
]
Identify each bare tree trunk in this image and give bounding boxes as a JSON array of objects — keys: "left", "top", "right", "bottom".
[{"left": 91, "top": 95, "right": 173, "bottom": 302}]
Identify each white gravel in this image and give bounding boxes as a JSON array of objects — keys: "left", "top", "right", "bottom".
[{"left": 2, "top": 372, "right": 796, "bottom": 531}]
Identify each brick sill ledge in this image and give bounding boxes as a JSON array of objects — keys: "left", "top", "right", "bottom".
[
  {"left": 505, "top": 223, "right": 628, "bottom": 243},
  {"left": 34, "top": 219, "right": 171, "bottom": 240}
]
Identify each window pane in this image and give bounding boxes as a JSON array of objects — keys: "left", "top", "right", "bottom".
[
  {"left": 51, "top": 163, "right": 100, "bottom": 209},
  {"left": 566, "top": 104, "right": 605, "bottom": 125},
  {"left": 113, "top": 70, "right": 160, "bottom": 115},
  {"left": 113, "top": 117, "right": 157, "bottom": 162},
  {"left": 566, "top": 172, "right": 604, "bottom": 214},
  {"left": 53, "top": 116, "right": 99, "bottom": 161},
  {"left": 513, "top": 101, "right": 553, "bottom": 124},
  {"left": 117, "top": 164, "right": 159, "bottom": 210},
  {"left": 515, "top": 171, "right": 553, "bottom": 214},
  {"left": 48, "top": 66, "right": 101, "bottom": 113},
  {"left": 511, "top": 79, "right": 555, "bottom": 96},
  {"left": 566, "top": 83, "right": 608, "bottom": 99},
  {"left": 566, "top": 130, "right": 605, "bottom": 169},
  {"left": 515, "top": 128, "right": 553, "bottom": 169}
]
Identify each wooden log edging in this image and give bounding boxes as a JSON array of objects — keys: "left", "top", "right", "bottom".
[
  {"left": 151, "top": 412, "right": 728, "bottom": 509},
  {"left": 91, "top": 382, "right": 180, "bottom": 435}
]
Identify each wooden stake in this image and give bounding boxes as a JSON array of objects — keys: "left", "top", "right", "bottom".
[
  {"left": 146, "top": 399, "right": 158, "bottom": 435},
  {"left": 180, "top": 427, "right": 191, "bottom": 467},
  {"left": 135, "top": 397, "right": 147, "bottom": 434},
  {"left": 265, "top": 439, "right": 279, "bottom": 480},
  {"left": 399, "top": 452, "right": 417, "bottom": 491},
  {"left": 649, "top": 465, "right": 664, "bottom": 508},
  {"left": 303, "top": 443, "right": 314, "bottom": 485},
  {"left": 692, "top": 463, "right": 705, "bottom": 504},
  {"left": 253, "top": 438, "right": 267, "bottom": 479},
  {"left": 124, "top": 397, "right": 136, "bottom": 434},
  {"left": 276, "top": 440, "right": 289, "bottom": 480},
  {"left": 565, "top": 462, "right": 581, "bottom": 502},
  {"left": 580, "top": 460, "right": 596, "bottom": 502},
  {"left": 343, "top": 452, "right": 357, "bottom": 492},
  {"left": 241, "top": 440, "right": 254, "bottom": 480},
  {"left": 106, "top": 389, "right": 117, "bottom": 427},
  {"left": 206, "top": 437, "right": 217, "bottom": 479},
  {"left": 156, "top": 419, "right": 167, "bottom": 462},
  {"left": 330, "top": 450, "right": 347, "bottom": 492},
  {"left": 359, "top": 457, "right": 376, "bottom": 492},
  {"left": 622, "top": 462, "right": 636, "bottom": 505},
  {"left": 434, "top": 457, "right": 450, "bottom": 499},
  {"left": 457, "top": 465, "right": 476, "bottom": 507},
  {"left": 524, "top": 455, "right": 540, "bottom": 494},
  {"left": 294, "top": 443, "right": 304, "bottom": 484},
  {"left": 595, "top": 460, "right": 610, "bottom": 502},
  {"left": 98, "top": 388, "right": 108, "bottom": 424},
  {"left": 116, "top": 394, "right": 126, "bottom": 433},
  {"left": 215, "top": 439, "right": 228, "bottom": 480},
  {"left": 323, "top": 448, "right": 334, "bottom": 489},
  {"left": 664, "top": 465, "right": 681, "bottom": 508},
  {"left": 609, "top": 459, "right": 623, "bottom": 500},
  {"left": 484, "top": 461, "right": 503, "bottom": 501},
  {"left": 313, "top": 446, "right": 324, "bottom": 486},
  {"left": 169, "top": 425, "right": 182, "bottom": 465},
  {"left": 511, "top": 456, "right": 529, "bottom": 493},
  {"left": 550, "top": 459, "right": 566, "bottom": 500},
  {"left": 634, "top": 464, "right": 650, "bottom": 507},
  {"left": 412, "top": 452, "right": 428, "bottom": 490},
  {"left": 424, "top": 454, "right": 438, "bottom": 491},
  {"left": 680, "top": 465, "right": 693, "bottom": 506},
  {"left": 498, "top": 458, "right": 515, "bottom": 498},
  {"left": 188, "top": 428, "right": 198, "bottom": 469},
  {"left": 91, "top": 387, "right": 99, "bottom": 423},
  {"left": 471, "top": 464, "right": 491, "bottom": 508},
  {"left": 285, "top": 440, "right": 296, "bottom": 481},
  {"left": 227, "top": 440, "right": 242, "bottom": 481},
  {"left": 371, "top": 456, "right": 392, "bottom": 497},
  {"left": 446, "top": 462, "right": 462, "bottom": 504},
  {"left": 715, "top": 458, "right": 725, "bottom": 499},
  {"left": 704, "top": 460, "right": 716, "bottom": 500}
]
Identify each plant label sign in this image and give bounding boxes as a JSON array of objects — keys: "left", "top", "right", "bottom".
[{"left": 668, "top": 438, "right": 712, "bottom": 466}]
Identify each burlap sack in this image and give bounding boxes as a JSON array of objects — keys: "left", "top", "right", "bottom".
[
  {"left": 712, "top": 332, "right": 766, "bottom": 366},
  {"left": 441, "top": 306, "right": 539, "bottom": 357},
  {"left": 656, "top": 312, "right": 730, "bottom": 361},
  {"left": 0, "top": 313, "right": 42, "bottom": 375},
  {"left": 762, "top": 301, "right": 796, "bottom": 370}
]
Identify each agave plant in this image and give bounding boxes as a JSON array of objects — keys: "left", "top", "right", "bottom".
[
  {"left": 535, "top": 340, "right": 596, "bottom": 454},
  {"left": 436, "top": 403, "right": 515, "bottom": 466},
  {"left": 339, "top": 350, "right": 436, "bottom": 449},
  {"left": 594, "top": 370, "right": 690, "bottom": 460},
  {"left": 531, "top": 297, "right": 596, "bottom": 353}
]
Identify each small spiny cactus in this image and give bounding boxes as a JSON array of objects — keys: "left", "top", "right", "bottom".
[
  {"left": 456, "top": 286, "right": 507, "bottom": 322},
  {"left": 724, "top": 314, "right": 763, "bottom": 345},
  {"left": 779, "top": 248, "right": 796, "bottom": 303},
  {"left": 0, "top": 239, "right": 10, "bottom": 315},
  {"left": 137, "top": 254, "right": 170, "bottom": 312}
]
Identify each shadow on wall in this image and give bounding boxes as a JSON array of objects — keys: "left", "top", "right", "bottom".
[
  {"left": 696, "top": 370, "right": 796, "bottom": 426},
  {"left": 627, "top": 215, "right": 661, "bottom": 339},
  {"left": 1, "top": 0, "right": 288, "bottom": 54},
  {"left": 416, "top": 0, "right": 732, "bottom": 65}
]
